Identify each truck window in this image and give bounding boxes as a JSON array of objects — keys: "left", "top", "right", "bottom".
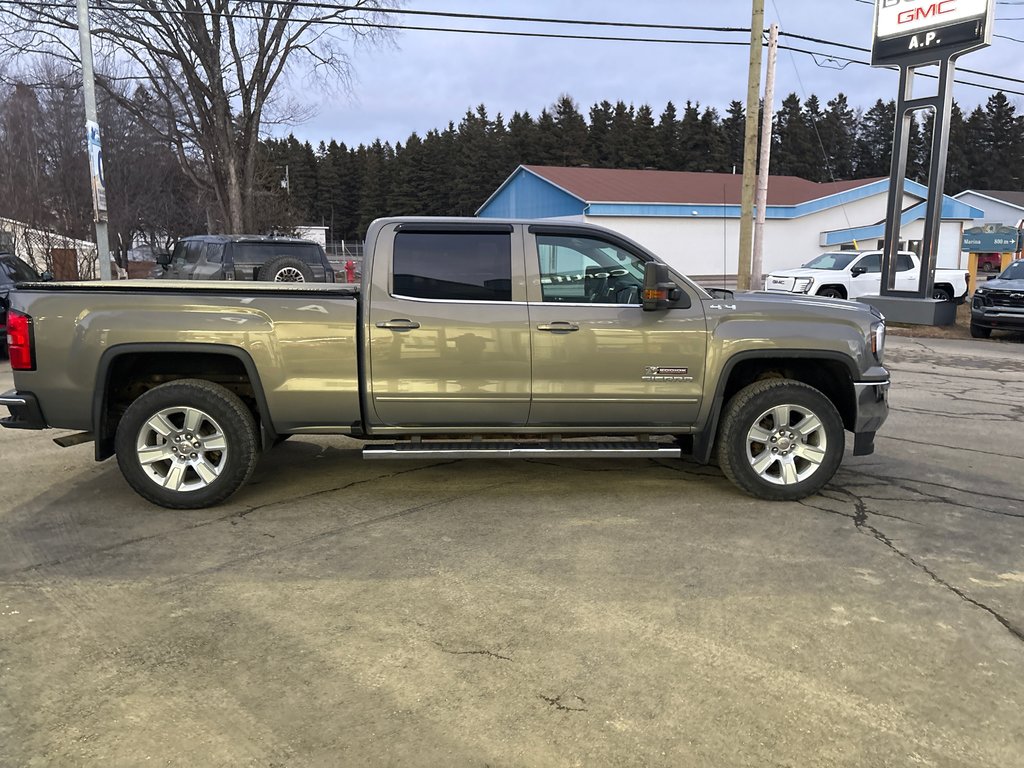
[
  {"left": 184, "top": 241, "right": 204, "bottom": 264},
  {"left": 205, "top": 243, "right": 225, "bottom": 263},
  {"left": 233, "top": 243, "right": 319, "bottom": 265},
  {"left": 536, "top": 234, "right": 645, "bottom": 304},
  {"left": 895, "top": 254, "right": 914, "bottom": 272},
  {"left": 392, "top": 232, "right": 512, "bottom": 302}
]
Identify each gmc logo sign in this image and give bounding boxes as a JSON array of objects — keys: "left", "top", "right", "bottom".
[
  {"left": 893, "top": 0, "right": 956, "bottom": 25},
  {"left": 876, "top": 0, "right": 989, "bottom": 39}
]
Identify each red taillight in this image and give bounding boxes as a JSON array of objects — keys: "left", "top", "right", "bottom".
[{"left": 7, "top": 310, "right": 34, "bottom": 370}]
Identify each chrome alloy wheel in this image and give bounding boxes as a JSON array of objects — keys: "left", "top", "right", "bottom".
[
  {"left": 744, "top": 403, "right": 828, "bottom": 486},
  {"left": 273, "top": 267, "right": 307, "bottom": 282},
  {"left": 135, "top": 406, "right": 229, "bottom": 492}
]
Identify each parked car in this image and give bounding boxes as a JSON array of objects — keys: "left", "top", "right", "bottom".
[
  {"left": 971, "top": 259, "right": 1024, "bottom": 338},
  {"left": 764, "top": 250, "right": 969, "bottom": 303},
  {"left": 0, "top": 252, "right": 47, "bottom": 358},
  {"left": 977, "top": 253, "right": 1003, "bottom": 273},
  {"left": 154, "top": 235, "right": 335, "bottom": 283}
]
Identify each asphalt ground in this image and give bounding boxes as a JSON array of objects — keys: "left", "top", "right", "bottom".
[{"left": 1, "top": 336, "right": 1022, "bottom": 767}]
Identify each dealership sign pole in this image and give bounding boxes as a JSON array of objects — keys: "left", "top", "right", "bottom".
[{"left": 864, "top": 0, "right": 993, "bottom": 325}]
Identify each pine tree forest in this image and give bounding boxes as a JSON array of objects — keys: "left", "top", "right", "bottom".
[
  {"left": 265, "top": 92, "right": 1024, "bottom": 242},
  {"left": 3, "top": 86, "right": 1023, "bottom": 247}
]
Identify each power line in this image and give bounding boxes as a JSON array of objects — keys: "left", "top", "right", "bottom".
[{"left": 1, "top": 0, "right": 1022, "bottom": 96}]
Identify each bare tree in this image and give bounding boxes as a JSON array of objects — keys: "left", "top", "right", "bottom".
[{"left": 0, "top": 1, "right": 397, "bottom": 233}]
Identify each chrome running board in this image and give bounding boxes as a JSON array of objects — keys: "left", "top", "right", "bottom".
[{"left": 363, "top": 439, "right": 681, "bottom": 460}]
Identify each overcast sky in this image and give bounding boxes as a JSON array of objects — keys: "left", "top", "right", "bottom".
[{"left": 282, "top": 0, "right": 1024, "bottom": 149}]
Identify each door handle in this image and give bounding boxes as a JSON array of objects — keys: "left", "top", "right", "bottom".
[
  {"left": 376, "top": 319, "right": 421, "bottom": 330},
  {"left": 536, "top": 322, "right": 580, "bottom": 333}
]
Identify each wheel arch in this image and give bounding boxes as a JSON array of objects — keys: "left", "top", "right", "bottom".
[
  {"left": 93, "top": 343, "right": 275, "bottom": 461},
  {"left": 816, "top": 284, "right": 848, "bottom": 299},
  {"left": 693, "top": 350, "right": 858, "bottom": 464}
]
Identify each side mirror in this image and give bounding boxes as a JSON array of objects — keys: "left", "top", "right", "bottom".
[
  {"left": 642, "top": 261, "right": 679, "bottom": 312},
  {"left": 851, "top": 266, "right": 867, "bottom": 277},
  {"left": 40, "top": 270, "right": 53, "bottom": 282},
  {"left": 155, "top": 250, "right": 172, "bottom": 267},
  {"left": 987, "top": 274, "right": 998, "bottom": 281}
]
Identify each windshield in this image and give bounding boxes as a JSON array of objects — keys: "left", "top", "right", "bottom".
[
  {"left": 801, "top": 252, "right": 859, "bottom": 270},
  {"left": 998, "top": 261, "right": 1024, "bottom": 281}
]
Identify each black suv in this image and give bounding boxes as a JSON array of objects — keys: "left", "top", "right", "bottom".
[
  {"left": 154, "top": 235, "right": 335, "bottom": 283},
  {"left": 971, "top": 259, "right": 1024, "bottom": 339},
  {"left": 1, "top": 252, "right": 46, "bottom": 357}
]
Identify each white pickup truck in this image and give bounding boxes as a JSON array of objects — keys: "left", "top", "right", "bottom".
[{"left": 764, "top": 251, "right": 970, "bottom": 303}]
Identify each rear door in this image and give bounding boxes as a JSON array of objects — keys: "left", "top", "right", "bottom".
[
  {"left": 894, "top": 252, "right": 919, "bottom": 292},
  {"left": 366, "top": 223, "right": 531, "bottom": 427},
  {"left": 525, "top": 226, "right": 707, "bottom": 428},
  {"left": 189, "top": 242, "right": 226, "bottom": 280}
]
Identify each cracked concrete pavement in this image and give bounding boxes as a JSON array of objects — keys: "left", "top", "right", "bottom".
[{"left": 0, "top": 335, "right": 1022, "bottom": 767}]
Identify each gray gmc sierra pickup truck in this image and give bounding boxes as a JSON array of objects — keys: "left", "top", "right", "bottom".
[{"left": 1, "top": 218, "right": 889, "bottom": 509}]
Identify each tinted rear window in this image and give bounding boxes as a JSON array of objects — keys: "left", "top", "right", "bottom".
[
  {"left": 392, "top": 231, "right": 512, "bottom": 302},
  {"left": 0, "top": 256, "right": 41, "bottom": 282},
  {"left": 233, "top": 242, "right": 321, "bottom": 265}
]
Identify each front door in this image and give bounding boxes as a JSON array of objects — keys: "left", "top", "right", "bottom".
[
  {"left": 366, "top": 224, "right": 532, "bottom": 428},
  {"left": 526, "top": 230, "right": 707, "bottom": 428}
]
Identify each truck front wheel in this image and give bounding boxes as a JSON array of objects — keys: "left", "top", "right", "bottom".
[
  {"left": 114, "top": 379, "right": 259, "bottom": 509},
  {"left": 717, "top": 379, "right": 844, "bottom": 501},
  {"left": 817, "top": 287, "right": 845, "bottom": 299}
]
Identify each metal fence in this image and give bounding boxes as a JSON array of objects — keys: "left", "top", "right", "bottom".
[{"left": 1, "top": 219, "right": 99, "bottom": 280}]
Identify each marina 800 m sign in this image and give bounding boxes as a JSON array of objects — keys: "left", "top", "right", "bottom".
[{"left": 872, "top": 0, "right": 993, "bottom": 64}]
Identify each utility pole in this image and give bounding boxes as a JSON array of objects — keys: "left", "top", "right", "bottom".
[
  {"left": 76, "top": 0, "right": 111, "bottom": 280},
  {"left": 737, "top": 0, "right": 764, "bottom": 291},
  {"left": 751, "top": 23, "right": 779, "bottom": 291}
]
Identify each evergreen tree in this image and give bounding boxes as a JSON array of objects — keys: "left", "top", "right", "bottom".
[
  {"left": 721, "top": 100, "right": 746, "bottom": 174},
  {"left": 357, "top": 139, "right": 394, "bottom": 234},
  {"left": 453, "top": 105, "right": 503, "bottom": 215},
  {"left": 390, "top": 132, "right": 428, "bottom": 214},
  {"left": 419, "top": 125, "right": 457, "bottom": 215},
  {"left": 533, "top": 108, "right": 561, "bottom": 165},
  {"left": 699, "top": 107, "right": 727, "bottom": 172},
  {"left": 656, "top": 101, "right": 683, "bottom": 170},
  {"left": 854, "top": 99, "right": 895, "bottom": 178},
  {"left": 945, "top": 102, "right": 970, "bottom": 192},
  {"left": 552, "top": 95, "right": 588, "bottom": 166},
  {"left": 606, "top": 101, "right": 637, "bottom": 167},
  {"left": 773, "top": 93, "right": 818, "bottom": 178},
  {"left": 587, "top": 100, "right": 614, "bottom": 167},
  {"left": 633, "top": 104, "right": 658, "bottom": 168},
  {"left": 819, "top": 93, "right": 857, "bottom": 180},
  {"left": 907, "top": 111, "right": 930, "bottom": 185},
  {"left": 678, "top": 101, "right": 702, "bottom": 170},
  {"left": 507, "top": 111, "right": 537, "bottom": 167},
  {"left": 976, "top": 92, "right": 1024, "bottom": 189}
]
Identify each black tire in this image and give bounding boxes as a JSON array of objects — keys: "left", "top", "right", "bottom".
[
  {"left": 258, "top": 256, "right": 313, "bottom": 283},
  {"left": 970, "top": 323, "right": 991, "bottom": 339},
  {"left": 717, "top": 379, "right": 845, "bottom": 501},
  {"left": 817, "top": 287, "right": 845, "bottom": 299},
  {"left": 932, "top": 286, "right": 953, "bottom": 302},
  {"left": 115, "top": 379, "right": 258, "bottom": 509}
]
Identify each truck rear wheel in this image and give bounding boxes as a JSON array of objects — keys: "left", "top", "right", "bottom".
[
  {"left": 717, "top": 379, "right": 844, "bottom": 501},
  {"left": 114, "top": 379, "right": 258, "bottom": 509}
]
